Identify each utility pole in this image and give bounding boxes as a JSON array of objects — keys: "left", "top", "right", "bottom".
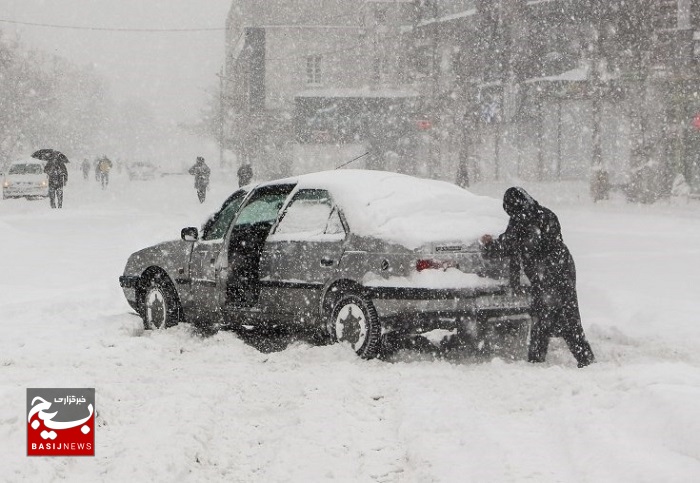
[
  {"left": 589, "top": 6, "right": 610, "bottom": 202},
  {"left": 217, "top": 67, "right": 225, "bottom": 169}
]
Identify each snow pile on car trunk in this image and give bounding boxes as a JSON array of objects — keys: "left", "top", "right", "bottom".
[{"left": 293, "top": 170, "right": 508, "bottom": 249}]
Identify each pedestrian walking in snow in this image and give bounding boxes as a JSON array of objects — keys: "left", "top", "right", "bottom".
[
  {"left": 44, "top": 156, "right": 68, "bottom": 209},
  {"left": 456, "top": 158, "right": 470, "bottom": 188},
  {"left": 237, "top": 161, "right": 253, "bottom": 187},
  {"left": 188, "top": 156, "right": 211, "bottom": 203},
  {"left": 480, "top": 187, "right": 595, "bottom": 368},
  {"left": 97, "top": 156, "right": 113, "bottom": 189},
  {"left": 81, "top": 159, "right": 91, "bottom": 180}
]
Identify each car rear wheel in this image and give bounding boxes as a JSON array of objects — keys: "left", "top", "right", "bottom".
[
  {"left": 141, "top": 274, "right": 179, "bottom": 330},
  {"left": 329, "top": 293, "right": 381, "bottom": 359}
]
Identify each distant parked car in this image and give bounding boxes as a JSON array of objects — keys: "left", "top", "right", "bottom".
[
  {"left": 119, "top": 170, "right": 530, "bottom": 358},
  {"left": 127, "top": 161, "right": 158, "bottom": 180},
  {"left": 2, "top": 158, "right": 49, "bottom": 199}
]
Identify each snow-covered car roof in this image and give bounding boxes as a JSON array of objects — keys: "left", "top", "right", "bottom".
[{"left": 262, "top": 169, "right": 508, "bottom": 249}]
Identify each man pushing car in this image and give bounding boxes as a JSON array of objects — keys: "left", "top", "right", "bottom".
[{"left": 480, "top": 187, "right": 595, "bottom": 368}]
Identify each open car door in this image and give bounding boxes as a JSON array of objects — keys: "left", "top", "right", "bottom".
[
  {"left": 223, "top": 184, "right": 296, "bottom": 310},
  {"left": 186, "top": 190, "right": 248, "bottom": 324}
]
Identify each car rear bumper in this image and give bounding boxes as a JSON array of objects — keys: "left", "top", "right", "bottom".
[{"left": 364, "top": 285, "right": 531, "bottom": 327}]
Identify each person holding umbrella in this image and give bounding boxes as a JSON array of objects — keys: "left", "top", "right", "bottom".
[{"left": 35, "top": 150, "right": 69, "bottom": 209}]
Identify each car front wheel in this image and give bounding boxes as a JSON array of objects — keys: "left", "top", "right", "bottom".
[
  {"left": 141, "top": 275, "right": 179, "bottom": 330},
  {"left": 329, "top": 293, "right": 381, "bottom": 359}
]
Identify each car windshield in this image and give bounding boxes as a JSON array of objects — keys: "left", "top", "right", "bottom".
[
  {"left": 202, "top": 190, "right": 247, "bottom": 240},
  {"left": 9, "top": 164, "right": 43, "bottom": 175}
]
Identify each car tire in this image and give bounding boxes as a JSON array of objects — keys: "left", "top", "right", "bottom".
[
  {"left": 328, "top": 292, "right": 381, "bottom": 359},
  {"left": 140, "top": 274, "right": 180, "bottom": 331}
]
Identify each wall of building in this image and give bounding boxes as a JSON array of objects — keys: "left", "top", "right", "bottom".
[
  {"left": 263, "top": 26, "right": 368, "bottom": 111},
  {"left": 225, "top": 0, "right": 424, "bottom": 176},
  {"left": 470, "top": 98, "right": 633, "bottom": 184}
]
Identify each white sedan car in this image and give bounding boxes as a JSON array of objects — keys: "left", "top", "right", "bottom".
[{"left": 2, "top": 158, "right": 49, "bottom": 199}]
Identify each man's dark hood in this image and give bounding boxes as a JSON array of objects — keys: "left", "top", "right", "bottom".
[{"left": 503, "top": 187, "right": 538, "bottom": 217}]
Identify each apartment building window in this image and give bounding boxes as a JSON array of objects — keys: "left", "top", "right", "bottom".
[
  {"left": 373, "top": 57, "right": 390, "bottom": 83},
  {"left": 306, "top": 55, "right": 322, "bottom": 85},
  {"left": 654, "top": 0, "right": 678, "bottom": 29},
  {"left": 375, "top": 7, "right": 387, "bottom": 25},
  {"left": 692, "top": 0, "right": 700, "bottom": 27},
  {"left": 413, "top": 45, "right": 433, "bottom": 77}
]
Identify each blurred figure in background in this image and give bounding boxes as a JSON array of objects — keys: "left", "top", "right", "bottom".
[
  {"left": 97, "top": 156, "right": 113, "bottom": 189},
  {"left": 237, "top": 160, "right": 253, "bottom": 187},
  {"left": 455, "top": 158, "right": 470, "bottom": 188},
  {"left": 188, "top": 156, "right": 211, "bottom": 203},
  {"left": 81, "top": 158, "right": 91, "bottom": 180}
]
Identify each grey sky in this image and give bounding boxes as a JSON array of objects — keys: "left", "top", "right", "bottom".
[{"left": 0, "top": 0, "right": 231, "bottom": 122}]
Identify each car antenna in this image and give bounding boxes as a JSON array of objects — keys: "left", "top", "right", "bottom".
[{"left": 335, "top": 151, "right": 369, "bottom": 170}]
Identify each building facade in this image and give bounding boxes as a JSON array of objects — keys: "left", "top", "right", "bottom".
[
  {"left": 224, "top": 0, "right": 700, "bottom": 197},
  {"left": 224, "top": 0, "right": 418, "bottom": 178}
]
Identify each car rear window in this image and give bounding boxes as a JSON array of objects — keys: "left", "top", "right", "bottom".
[
  {"left": 274, "top": 189, "right": 343, "bottom": 237},
  {"left": 9, "top": 164, "right": 43, "bottom": 175}
]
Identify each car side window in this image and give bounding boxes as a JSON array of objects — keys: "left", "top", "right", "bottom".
[
  {"left": 273, "top": 189, "right": 345, "bottom": 237},
  {"left": 233, "top": 184, "right": 295, "bottom": 229},
  {"left": 325, "top": 208, "right": 345, "bottom": 235},
  {"left": 201, "top": 191, "right": 247, "bottom": 240}
]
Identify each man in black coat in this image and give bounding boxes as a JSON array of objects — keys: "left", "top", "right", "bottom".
[
  {"left": 44, "top": 157, "right": 68, "bottom": 209},
  {"left": 481, "top": 187, "right": 595, "bottom": 368}
]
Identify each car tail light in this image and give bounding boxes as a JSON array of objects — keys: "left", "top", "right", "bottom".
[
  {"left": 416, "top": 259, "right": 459, "bottom": 272},
  {"left": 416, "top": 259, "right": 439, "bottom": 272}
]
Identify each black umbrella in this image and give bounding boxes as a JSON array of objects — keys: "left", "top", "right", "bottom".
[{"left": 32, "top": 149, "right": 69, "bottom": 163}]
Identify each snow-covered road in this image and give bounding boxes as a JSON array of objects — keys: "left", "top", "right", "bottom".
[{"left": 1, "top": 172, "right": 699, "bottom": 482}]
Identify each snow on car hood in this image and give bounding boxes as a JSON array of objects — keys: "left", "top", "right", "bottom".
[{"left": 288, "top": 170, "right": 508, "bottom": 249}]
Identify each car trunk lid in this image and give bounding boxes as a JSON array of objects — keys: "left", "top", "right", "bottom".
[{"left": 415, "top": 241, "right": 511, "bottom": 282}]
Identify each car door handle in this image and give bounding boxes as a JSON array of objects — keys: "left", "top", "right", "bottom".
[{"left": 320, "top": 257, "right": 335, "bottom": 267}]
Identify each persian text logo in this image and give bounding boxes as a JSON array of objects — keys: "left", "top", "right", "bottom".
[{"left": 27, "top": 388, "right": 95, "bottom": 456}]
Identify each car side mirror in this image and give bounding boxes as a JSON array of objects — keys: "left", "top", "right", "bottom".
[{"left": 181, "top": 227, "right": 199, "bottom": 242}]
